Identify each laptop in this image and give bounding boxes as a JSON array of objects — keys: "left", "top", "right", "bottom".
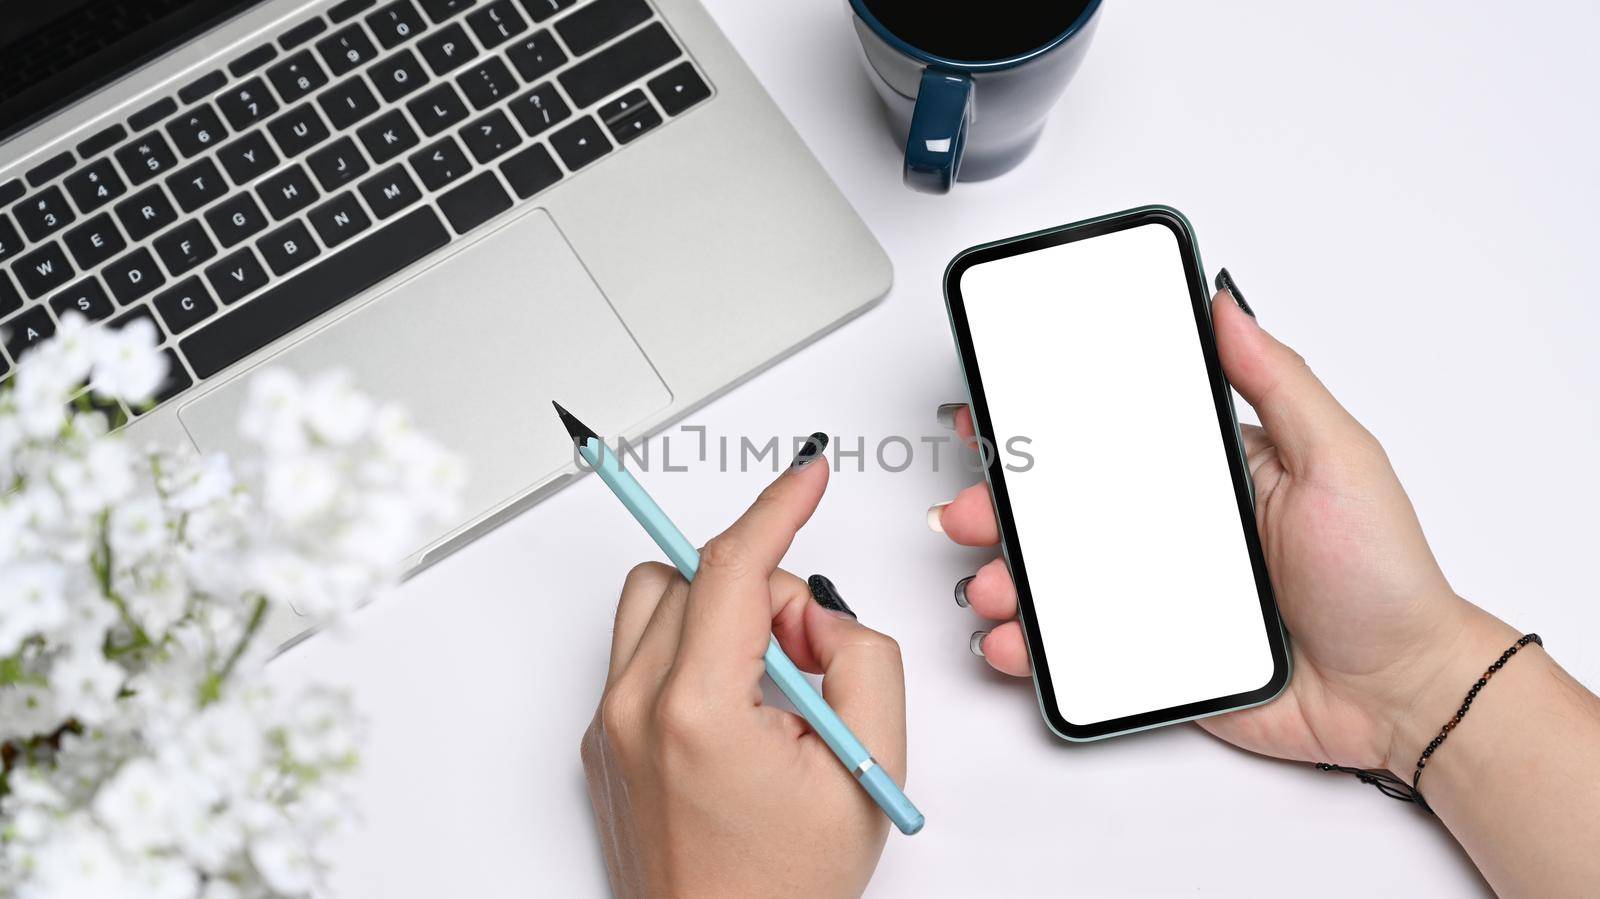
[{"left": 0, "top": 0, "right": 891, "bottom": 644}]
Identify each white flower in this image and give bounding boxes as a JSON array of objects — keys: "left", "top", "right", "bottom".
[
  {"left": 0, "top": 561, "right": 68, "bottom": 655},
  {"left": 107, "top": 496, "right": 170, "bottom": 565},
  {"left": 92, "top": 758, "right": 178, "bottom": 854},
  {"left": 89, "top": 317, "right": 166, "bottom": 403},
  {"left": 16, "top": 815, "right": 131, "bottom": 899},
  {"left": 249, "top": 826, "right": 318, "bottom": 895},
  {"left": 237, "top": 368, "right": 308, "bottom": 453},
  {"left": 302, "top": 371, "right": 373, "bottom": 445},
  {"left": 261, "top": 452, "right": 339, "bottom": 525},
  {"left": 50, "top": 647, "right": 125, "bottom": 725},
  {"left": 163, "top": 452, "right": 235, "bottom": 511}
]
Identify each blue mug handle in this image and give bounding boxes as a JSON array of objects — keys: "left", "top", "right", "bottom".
[{"left": 903, "top": 69, "right": 973, "bottom": 194}]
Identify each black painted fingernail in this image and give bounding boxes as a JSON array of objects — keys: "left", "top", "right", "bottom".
[
  {"left": 954, "top": 575, "right": 974, "bottom": 608},
  {"left": 969, "top": 630, "right": 990, "bottom": 657},
  {"left": 792, "top": 432, "right": 829, "bottom": 469},
  {"left": 936, "top": 403, "right": 966, "bottom": 430},
  {"left": 808, "top": 574, "right": 856, "bottom": 618},
  {"left": 1215, "top": 268, "right": 1255, "bottom": 318}
]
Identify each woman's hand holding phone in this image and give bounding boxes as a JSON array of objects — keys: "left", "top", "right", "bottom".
[
  {"left": 936, "top": 288, "right": 1600, "bottom": 895},
  {"left": 937, "top": 291, "right": 1511, "bottom": 774}
]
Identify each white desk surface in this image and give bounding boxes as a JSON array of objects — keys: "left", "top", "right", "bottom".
[{"left": 271, "top": 0, "right": 1600, "bottom": 894}]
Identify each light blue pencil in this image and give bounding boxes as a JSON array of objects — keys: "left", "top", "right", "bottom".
[{"left": 555, "top": 402, "right": 924, "bottom": 836}]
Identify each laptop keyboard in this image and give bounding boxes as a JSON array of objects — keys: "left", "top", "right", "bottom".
[{"left": 0, "top": 0, "right": 711, "bottom": 409}]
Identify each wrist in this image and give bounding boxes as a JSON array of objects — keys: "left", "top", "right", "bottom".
[{"left": 1382, "top": 601, "right": 1521, "bottom": 776}]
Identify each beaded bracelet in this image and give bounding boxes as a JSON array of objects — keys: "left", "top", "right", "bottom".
[{"left": 1315, "top": 633, "right": 1543, "bottom": 814}]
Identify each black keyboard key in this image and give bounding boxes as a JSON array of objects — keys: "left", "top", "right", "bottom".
[
  {"left": 228, "top": 43, "right": 279, "bottom": 77},
  {"left": 183, "top": 207, "right": 448, "bottom": 378},
  {"left": 505, "top": 29, "right": 565, "bottom": 82},
  {"left": 166, "top": 105, "right": 229, "bottom": 156},
  {"left": 206, "top": 194, "right": 271, "bottom": 247},
  {"left": 308, "top": 191, "right": 372, "bottom": 247},
  {"left": 153, "top": 277, "right": 218, "bottom": 334},
  {"left": 406, "top": 83, "right": 469, "bottom": 135},
  {"left": 154, "top": 220, "right": 218, "bottom": 274},
  {"left": 437, "top": 171, "right": 510, "bottom": 234},
  {"left": 115, "top": 133, "right": 180, "bottom": 185},
  {"left": 2, "top": 305, "right": 55, "bottom": 361},
  {"left": 307, "top": 136, "right": 371, "bottom": 190},
  {"left": 104, "top": 247, "right": 166, "bottom": 304},
  {"left": 370, "top": 49, "right": 430, "bottom": 102},
  {"left": 508, "top": 81, "right": 569, "bottom": 137},
  {"left": 216, "top": 77, "right": 280, "bottom": 130},
  {"left": 418, "top": 22, "right": 475, "bottom": 75},
  {"left": 599, "top": 89, "right": 660, "bottom": 144},
  {"left": 410, "top": 137, "right": 471, "bottom": 190},
  {"left": 64, "top": 158, "right": 128, "bottom": 212},
  {"left": 358, "top": 109, "right": 420, "bottom": 163},
  {"left": 368, "top": 1, "right": 428, "bottom": 49},
  {"left": 76, "top": 124, "right": 128, "bottom": 158},
  {"left": 179, "top": 69, "right": 228, "bottom": 104},
  {"left": 63, "top": 214, "right": 126, "bottom": 269},
  {"left": 205, "top": 248, "right": 270, "bottom": 304},
  {"left": 331, "top": 0, "right": 378, "bottom": 23},
  {"left": 549, "top": 115, "right": 611, "bottom": 170},
  {"left": 560, "top": 23, "right": 681, "bottom": 109},
  {"left": 217, "top": 130, "right": 281, "bottom": 184},
  {"left": 267, "top": 50, "right": 330, "bottom": 102},
  {"left": 268, "top": 104, "right": 332, "bottom": 157},
  {"left": 319, "top": 78, "right": 380, "bottom": 129},
  {"left": 167, "top": 158, "right": 227, "bottom": 212},
  {"left": 110, "top": 303, "right": 161, "bottom": 337},
  {"left": 258, "top": 165, "right": 320, "bottom": 219},
  {"left": 0, "top": 180, "right": 23, "bottom": 206},
  {"left": 258, "top": 220, "right": 321, "bottom": 276},
  {"left": 150, "top": 350, "right": 192, "bottom": 404},
  {"left": 0, "top": 216, "right": 20, "bottom": 264},
  {"left": 15, "top": 242, "right": 73, "bottom": 297},
  {"left": 459, "top": 109, "right": 521, "bottom": 163},
  {"left": 50, "top": 277, "right": 115, "bottom": 322},
  {"left": 648, "top": 62, "right": 710, "bottom": 116},
  {"left": 456, "top": 57, "right": 517, "bottom": 109},
  {"left": 115, "top": 186, "right": 178, "bottom": 241},
  {"left": 519, "top": 0, "right": 575, "bottom": 23},
  {"left": 0, "top": 271, "right": 20, "bottom": 317},
  {"left": 358, "top": 164, "right": 422, "bottom": 218},
  {"left": 14, "top": 186, "right": 75, "bottom": 241},
  {"left": 468, "top": 0, "right": 527, "bottom": 47},
  {"left": 556, "top": 0, "right": 650, "bottom": 56},
  {"left": 317, "top": 23, "right": 380, "bottom": 76},
  {"left": 26, "top": 152, "right": 74, "bottom": 187},
  {"left": 129, "top": 97, "right": 179, "bottom": 132},
  {"left": 419, "top": 0, "right": 475, "bottom": 22},
  {"left": 499, "top": 143, "right": 561, "bottom": 198},
  {"left": 279, "top": 18, "right": 329, "bottom": 49}
]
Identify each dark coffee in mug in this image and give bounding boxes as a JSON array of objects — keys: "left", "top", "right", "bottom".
[{"left": 860, "top": 0, "right": 1094, "bottom": 62}]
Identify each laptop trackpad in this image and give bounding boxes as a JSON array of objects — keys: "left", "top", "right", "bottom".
[{"left": 179, "top": 209, "right": 672, "bottom": 539}]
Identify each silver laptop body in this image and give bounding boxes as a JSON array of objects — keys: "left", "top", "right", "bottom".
[{"left": 0, "top": 0, "right": 890, "bottom": 644}]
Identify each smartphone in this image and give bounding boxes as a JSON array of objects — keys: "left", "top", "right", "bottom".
[{"left": 942, "top": 206, "right": 1290, "bottom": 741}]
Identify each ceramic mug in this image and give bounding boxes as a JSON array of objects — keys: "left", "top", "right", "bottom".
[{"left": 848, "top": 0, "right": 1105, "bottom": 193}]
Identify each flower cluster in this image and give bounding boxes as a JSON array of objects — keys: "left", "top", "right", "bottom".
[{"left": 0, "top": 316, "right": 462, "bottom": 897}]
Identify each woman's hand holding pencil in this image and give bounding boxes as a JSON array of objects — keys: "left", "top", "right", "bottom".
[{"left": 579, "top": 433, "right": 909, "bottom": 897}]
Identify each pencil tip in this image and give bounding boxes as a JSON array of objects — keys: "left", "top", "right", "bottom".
[{"left": 551, "top": 401, "right": 599, "bottom": 444}]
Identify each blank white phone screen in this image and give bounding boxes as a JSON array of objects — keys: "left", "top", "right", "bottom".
[{"left": 959, "top": 223, "right": 1275, "bottom": 727}]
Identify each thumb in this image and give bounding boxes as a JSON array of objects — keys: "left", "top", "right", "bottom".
[
  {"left": 800, "top": 588, "right": 908, "bottom": 783},
  {"left": 1212, "top": 287, "right": 1372, "bottom": 472}
]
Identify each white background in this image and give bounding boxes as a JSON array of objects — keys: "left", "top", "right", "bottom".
[
  {"left": 272, "top": 0, "right": 1600, "bottom": 895},
  {"left": 960, "top": 225, "right": 1275, "bottom": 726}
]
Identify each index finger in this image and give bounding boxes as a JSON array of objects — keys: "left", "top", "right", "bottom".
[{"left": 676, "top": 434, "right": 831, "bottom": 686}]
